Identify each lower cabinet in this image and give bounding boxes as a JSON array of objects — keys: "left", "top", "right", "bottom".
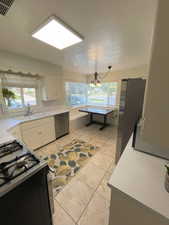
[
  {"left": 10, "top": 126, "right": 22, "bottom": 142},
  {"left": 21, "top": 116, "right": 56, "bottom": 150},
  {"left": 10, "top": 113, "right": 69, "bottom": 151}
]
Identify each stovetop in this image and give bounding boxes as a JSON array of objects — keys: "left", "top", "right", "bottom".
[
  {"left": 0, "top": 141, "right": 23, "bottom": 159},
  {"left": 0, "top": 140, "right": 40, "bottom": 188}
]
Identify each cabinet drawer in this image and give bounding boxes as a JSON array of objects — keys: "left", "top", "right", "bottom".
[
  {"left": 21, "top": 116, "right": 54, "bottom": 131},
  {"left": 22, "top": 123, "right": 56, "bottom": 150}
]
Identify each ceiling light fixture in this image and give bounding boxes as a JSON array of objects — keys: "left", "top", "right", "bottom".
[
  {"left": 90, "top": 72, "right": 101, "bottom": 87},
  {"left": 90, "top": 65, "right": 112, "bottom": 87},
  {"left": 32, "top": 16, "right": 83, "bottom": 50}
]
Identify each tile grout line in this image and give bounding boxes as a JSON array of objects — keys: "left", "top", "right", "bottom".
[
  {"left": 54, "top": 148, "right": 115, "bottom": 224},
  {"left": 47, "top": 126, "right": 116, "bottom": 224},
  {"left": 76, "top": 160, "right": 114, "bottom": 224},
  {"left": 54, "top": 161, "right": 111, "bottom": 225},
  {"left": 55, "top": 199, "right": 77, "bottom": 224}
]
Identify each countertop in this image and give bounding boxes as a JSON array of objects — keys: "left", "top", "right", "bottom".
[
  {"left": 0, "top": 107, "right": 70, "bottom": 145},
  {"left": 108, "top": 136, "right": 169, "bottom": 220}
]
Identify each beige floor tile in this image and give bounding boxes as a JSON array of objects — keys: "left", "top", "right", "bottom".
[
  {"left": 89, "top": 137, "right": 107, "bottom": 147},
  {"left": 37, "top": 125, "right": 117, "bottom": 225},
  {"left": 78, "top": 192, "right": 110, "bottom": 225},
  {"left": 53, "top": 200, "right": 75, "bottom": 225},
  {"left": 100, "top": 144, "right": 116, "bottom": 159},
  {"left": 75, "top": 161, "right": 106, "bottom": 189},
  {"left": 35, "top": 142, "right": 61, "bottom": 158},
  {"left": 46, "top": 142, "right": 61, "bottom": 153},
  {"left": 55, "top": 134, "right": 74, "bottom": 146},
  {"left": 107, "top": 161, "right": 116, "bottom": 174},
  {"left": 91, "top": 151, "right": 114, "bottom": 171},
  {"left": 56, "top": 178, "right": 94, "bottom": 222},
  {"left": 96, "top": 171, "right": 113, "bottom": 203}
]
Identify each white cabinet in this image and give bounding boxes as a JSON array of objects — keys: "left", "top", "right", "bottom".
[
  {"left": 21, "top": 116, "right": 56, "bottom": 150},
  {"left": 142, "top": 0, "right": 169, "bottom": 148},
  {"left": 10, "top": 125, "right": 22, "bottom": 142},
  {"left": 42, "top": 76, "right": 59, "bottom": 101}
]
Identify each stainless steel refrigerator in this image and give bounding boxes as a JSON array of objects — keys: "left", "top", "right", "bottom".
[{"left": 115, "top": 78, "right": 146, "bottom": 163}]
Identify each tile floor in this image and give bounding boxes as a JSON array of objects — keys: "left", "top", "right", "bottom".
[{"left": 37, "top": 124, "right": 117, "bottom": 225}]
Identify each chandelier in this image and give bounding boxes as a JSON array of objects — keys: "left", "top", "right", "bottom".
[{"left": 90, "top": 65, "right": 112, "bottom": 87}]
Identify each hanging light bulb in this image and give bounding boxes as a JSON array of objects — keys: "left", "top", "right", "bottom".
[
  {"left": 90, "top": 72, "right": 101, "bottom": 87},
  {"left": 96, "top": 80, "right": 101, "bottom": 87},
  {"left": 89, "top": 61, "right": 112, "bottom": 87},
  {"left": 90, "top": 80, "right": 95, "bottom": 87}
]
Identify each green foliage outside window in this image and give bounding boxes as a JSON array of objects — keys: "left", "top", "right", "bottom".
[{"left": 2, "top": 88, "right": 16, "bottom": 107}]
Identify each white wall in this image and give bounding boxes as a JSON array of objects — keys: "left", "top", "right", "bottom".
[
  {"left": 63, "top": 70, "right": 87, "bottom": 83},
  {"left": 0, "top": 50, "right": 89, "bottom": 115},
  {"left": 0, "top": 50, "right": 61, "bottom": 77},
  {"left": 0, "top": 50, "right": 64, "bottom": 106},
  {"left": 142, "top": 0, "right": 169, "bottom": 148},
  {"left": 0, "top": 49, "right": 149, "bottom": 113}
]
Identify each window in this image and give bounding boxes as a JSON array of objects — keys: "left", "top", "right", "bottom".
[
  {"left": 87, "top": 83, "right": 118, "bottom": 106},
  {"left": 3, "top": 87, "right": 22, "bottom": 109},
  {"left": 23, "top": 88, "right": 37, "bottom": 106},
  {"left": 1, "top": 74, "right": 39, "bottom": 111},
  {"left": 3, "top": 87, "right": 37, "bottom": 110},
  {"left": 65, "top": 82, "right": 87, "bottom": 106},
  {"left": 65, "top": 82, "right": 118, "bottom": 107}
]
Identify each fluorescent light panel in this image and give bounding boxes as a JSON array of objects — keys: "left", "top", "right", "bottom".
[{"left": 32, "top": 17, "right": 83, "bottom": 50}]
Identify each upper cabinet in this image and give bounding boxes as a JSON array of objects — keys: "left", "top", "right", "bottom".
[
  {"left": 142, "top": 0, "right": 169, "bottom": 148},
  {"left": 42, "top": 75, "right": 59, "bottom": 101}
]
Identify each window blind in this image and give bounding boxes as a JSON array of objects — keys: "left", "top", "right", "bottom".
[{"left": 1, "top": 74, "right": 39, "bottom": 88}]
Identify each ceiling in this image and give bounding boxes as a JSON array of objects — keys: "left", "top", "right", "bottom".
[{"left": 0, "top": 0, "right": 157, "bottom": 74}]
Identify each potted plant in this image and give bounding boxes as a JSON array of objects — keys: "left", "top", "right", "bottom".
[
  {"left": 2, "top": 88, "right": 15, "bottom": 107},
  {"left": 165, "top": 164, "right": 169, "bottom": 192}
]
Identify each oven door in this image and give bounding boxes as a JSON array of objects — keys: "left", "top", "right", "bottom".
[
  {"left": 0, "top": 165, "right": 53, "bottom": 225},
  {"left": 48, "top": 172, "right": 55, "bottom": 214}
]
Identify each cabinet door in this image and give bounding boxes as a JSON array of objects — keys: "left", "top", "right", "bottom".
[
  {"left": 22, "top": 117, "right": 56, "bottom": 150},
  {"left": 10, "top": 125, "right": 22, "bottom": 141},
  {"left": 22, "top": 123, "right": 56, "bottom": 150},
  {"left": 142, "top": 0, "right": 169, "bottom": 148},
  {"left": 22, "top": 126, "right": 45, "bottom": 150},
  {"left": 43, "top": 76, "right": 58, "bottom": 101}
]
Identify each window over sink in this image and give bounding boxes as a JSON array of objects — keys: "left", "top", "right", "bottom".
[
  {"left": 0, "top": 73, "right": 40, "bottom": 112},
  {"left": 3, "top": 87, "right": 37, "bottom": 110}
]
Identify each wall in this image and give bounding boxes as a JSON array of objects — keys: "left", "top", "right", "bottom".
[
  {"left": 0, "top": 50, "right": 64, "bottom": 108},
  {"left": 0, "top": 50, "right": 88, "bottom": 117},
  {"left": 142, "top": 0, "right": 169, "bottom": 148},
  {"left": 0, "top": 49, "right": 149, "bottom": 116},
  {"left": 63, "top": 70, "right": 87, "bottom": 83}
]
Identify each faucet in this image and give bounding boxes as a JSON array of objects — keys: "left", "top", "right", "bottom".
[{"left": 24, "top": 103, "right": 33, "bottom": 116}]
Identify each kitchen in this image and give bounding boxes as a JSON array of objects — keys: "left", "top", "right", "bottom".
[{"left": 0, "top": 0, "right": 169, "bottom": 225}]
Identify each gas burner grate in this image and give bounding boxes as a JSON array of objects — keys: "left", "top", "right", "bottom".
[
  {"left": 0, "top": 141, "right": 23, "bottom": 159},
  {"left": 0, "top": 0, "right": 15, "bottom": 16},
  {"left": 0, "top": 152, "right": 40, "bottom": 187}
]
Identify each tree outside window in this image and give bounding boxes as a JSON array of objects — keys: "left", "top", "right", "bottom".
[{"left": 2, "top": 87, "right": 37, "bottom": 110}]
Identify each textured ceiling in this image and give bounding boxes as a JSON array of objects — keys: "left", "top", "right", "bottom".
[{"left": 0, "top": 0, "right": 157, "bottom": 74}]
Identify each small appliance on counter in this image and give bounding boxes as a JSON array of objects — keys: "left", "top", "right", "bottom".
[
  {"left": 0, "top": 140, "right": 54, "bottom": 225},
  {"left": 133, "top": 120, "right": 169, "bottom": 160}
]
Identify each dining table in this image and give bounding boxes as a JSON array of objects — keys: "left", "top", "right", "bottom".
[{"left": 79, "top": 107, "right": 114, "bottom": 130}]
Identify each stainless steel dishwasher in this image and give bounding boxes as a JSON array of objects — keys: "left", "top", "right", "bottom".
[{"left": 54, "top": 112, "right": 69, "bottom": 139}]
